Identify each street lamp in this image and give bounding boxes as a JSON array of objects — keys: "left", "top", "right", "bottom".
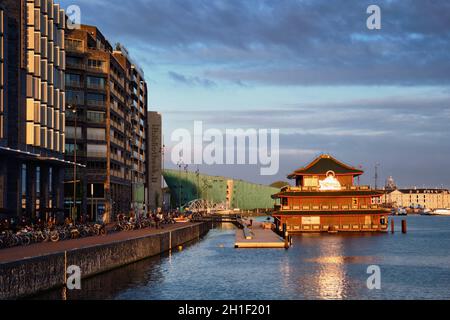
[
  {"left": 67, "top": 104, "right": 77, "bottom": 221},
  {"left": 177, "top": 159, "right": 185, "bottom": 210}
]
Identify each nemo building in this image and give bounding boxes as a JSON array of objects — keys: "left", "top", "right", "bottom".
[{"left": 272, "top": 155, "right": 390, "bottom": 233}]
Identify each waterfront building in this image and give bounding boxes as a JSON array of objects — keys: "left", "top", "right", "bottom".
[
  {"left": 0, "top": 0, "right": 67, "bottom": 220},
  {"left": 382, "top": 188, "right": 450, "bottom": 210},
  {"left": 272, "top": 154, "right": 390, "bottom": 232},
  {"left": 163, "top": 169, "right": 278, "bottom": 210},
  {"left": 146, "top": 111, "right": 162, "bottom": 211},
  {"left": 64, "top": 25, "right": 148, "bottom": 222}
]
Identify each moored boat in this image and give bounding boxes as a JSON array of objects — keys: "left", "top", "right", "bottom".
[{"left": 430, "top": 208, "right": 450, "bottom": 216}]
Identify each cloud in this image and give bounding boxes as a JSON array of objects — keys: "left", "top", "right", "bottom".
[
  {"left": 72, "top": 0, "right": 450, "bottom": 86},
  {"left": 168, "top": 71, "right": 217, "bottom": 88}
]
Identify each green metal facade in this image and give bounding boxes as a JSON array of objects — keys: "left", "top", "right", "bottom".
[{"left": 163, "top": 169, "right": 279, "bottom": 210}]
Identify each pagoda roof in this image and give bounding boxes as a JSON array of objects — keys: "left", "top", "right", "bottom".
[{"left": 287, "top": 154, "right": 364, "bottom": 179}]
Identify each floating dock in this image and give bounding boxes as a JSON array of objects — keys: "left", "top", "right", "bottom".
[{"left": 234, "top": 220, "right": 287, "bottom": 249}]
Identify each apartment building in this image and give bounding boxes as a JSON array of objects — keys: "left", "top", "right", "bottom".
[
  {"left": 64, "top": 25, "right": 148, "bottom": 223},
  {"left": 146, "top": 111, "right": 162, "bottom": 211},
  {"left": 0, "top": 0, "right": 67, "bottom": 220}
]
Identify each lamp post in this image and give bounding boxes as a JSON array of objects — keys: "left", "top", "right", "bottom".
[
  {"left": 177, "top": 159, "right": 184, "bottom": 209},
  {"left": 67, "top": 104, "right": 77, "bottom": 221},
  {"left": 161, "top": 139, "right": 165, "bottom": 210}
]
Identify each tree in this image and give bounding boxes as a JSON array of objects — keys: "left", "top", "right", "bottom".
[{"left": 270, "top": 181, "right": 290, "bottom": 189}]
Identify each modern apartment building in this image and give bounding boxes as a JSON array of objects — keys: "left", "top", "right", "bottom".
[
  {"left": 0, "top": 0, "right": 67, "bottom": 220},
  {"left": 146, "top": 111, "right": 162, "bottom": 211},
  {"left": 64, "top": 25, "right": 148, "bottom": 223}
]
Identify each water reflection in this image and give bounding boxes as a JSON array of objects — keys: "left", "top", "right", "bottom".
[{"left": 31, "top": 217, "right": 450, "bottom": 300}]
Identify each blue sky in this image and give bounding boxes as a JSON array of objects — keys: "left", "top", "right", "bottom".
[{"left": 65, "top": 0, "right": 450, "bottom": 187}]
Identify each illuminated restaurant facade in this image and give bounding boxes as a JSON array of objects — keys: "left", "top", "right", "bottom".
[{"left": 272, "top": 154, "right": 390, "bottom": 233}]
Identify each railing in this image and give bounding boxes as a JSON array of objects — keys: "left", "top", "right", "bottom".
[
  {"left": 87, "top": 83, "right": 105, "bottom": 90},
  {"left": 283, "top": 185, "right": 373, "bottom": 192},
  {"left": 66, "top": 41, "right": 84, "bottom": 53},
  {"left": 279, "top": 204, "right": 383, "bottom": 211},
  {"left": 87, "top": 100, "right": 105, "bottom": 107},
  {"left": 66, "top": 81, "right": 82, "bottom": 88},
  {"left": 66, "top": 61, "right": 86, "bottom": 70},
  {"left": 87, "top": 65, "right": 107, "bottom": 74}
]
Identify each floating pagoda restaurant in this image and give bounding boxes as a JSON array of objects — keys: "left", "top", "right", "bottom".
[{"left": 272, "top": 155, "right": 390, "bottom": 233}]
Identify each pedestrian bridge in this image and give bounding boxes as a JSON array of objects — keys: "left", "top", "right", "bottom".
[{"left": 190, "top": 213, "right": 244, "bottom": 228}]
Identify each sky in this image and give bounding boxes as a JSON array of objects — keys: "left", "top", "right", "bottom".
[{"left": 64, "top": 0, "right": 450, "bottom": 188}]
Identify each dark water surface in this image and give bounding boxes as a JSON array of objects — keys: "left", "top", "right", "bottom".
[{"left": 36, "top": 216, "right": 450, "bottom": 300}]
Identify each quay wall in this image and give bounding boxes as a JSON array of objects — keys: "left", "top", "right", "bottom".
[{"left": 0, "top": 223, "right": 210, "bottom": 299}]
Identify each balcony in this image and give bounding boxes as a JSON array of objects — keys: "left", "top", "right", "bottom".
[
  {"left": 87, "top": 100, "right": 105, "bottom": 107},
  {"left": 66, "top": 61, "right": 86, "bottom": 70},
  {"left": 66, "top": 81, "right": 82, "bottom": 88},
  {"left": 66, "top": 41, "right": 85, "bottom": 53},
  {"left": 87, "top": 64, "right": 107, "bottom": 74},
  {"left": 87, "top": 83, "right": 105, "bottom": 91}
]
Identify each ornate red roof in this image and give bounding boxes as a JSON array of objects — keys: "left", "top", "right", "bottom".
[{"left": 287, "top": 154, "right": 364, "bottom": 179}]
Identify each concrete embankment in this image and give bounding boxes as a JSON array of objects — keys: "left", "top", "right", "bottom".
[{"left": 0, "top": 222, "right": 210, "bottom": 299}]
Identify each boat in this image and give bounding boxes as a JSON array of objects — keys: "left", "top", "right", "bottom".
[
  {"left": 430, "top": 208, "right": 450, "bottom": 216},
  {"left": 271, "top": 154, "right": 390, "bottom": 233},
  {"left": 420, "top": 208, "right": 432, "bottom": 216},
  {"left": 397, "top": 207, "right": 408, "bottom": 216}
]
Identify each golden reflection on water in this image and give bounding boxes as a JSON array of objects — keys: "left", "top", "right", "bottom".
[
  {"left": 282, "top": 235, "right": 385, "bottom": 300},
  {"left": 314, "top": 237, "right": 347, "bottom": 300}
]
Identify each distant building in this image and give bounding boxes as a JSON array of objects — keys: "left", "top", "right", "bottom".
[
  {"left": 382, "top": 188, "right": 450, "bottom": 209},
  {"left": 146, "top": 111, "right": 162, "bottom": 211},
  {"left": 0, "top": 0, "right": 67, "bottom": 220},
  {"left": 64, "top": 25, "right": 148, "bottom": 222},
  {"left": 163, "top": 169, "right": 279, "bottom": 210},
  {"left": 385, "top": 176, "right": 396, "bottom": 191}
]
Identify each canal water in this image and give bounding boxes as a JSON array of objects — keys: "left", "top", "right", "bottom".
[{"left": 36, "top": 216, "right": 450, "bottom": 300}]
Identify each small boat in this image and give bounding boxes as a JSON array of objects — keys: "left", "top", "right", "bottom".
[
  {"left": 396, "top": 207, "right": 408, "bottom": 216},
  {"left": 174, "top": 217, "right": 190, "bottom": 223},
  {"left": 430, "top": 209, "right": 450, "bottom": 216},
  {"left": 420, "top": 208, "right": 432, "bottom": 216}
]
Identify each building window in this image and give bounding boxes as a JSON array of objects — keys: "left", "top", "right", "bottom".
[
  {"left": 66, "top": 126, "right": 83, "bottom": 139},
  {"left": 88, "top": 59, "right": 105, "bottom": 71},
  {"left": 87, "top": 144, "right": 107, "bottom": 158},
  {"left": 66, "top": 38, "right": 83, "bottom": 52},
  {"left": 65, "top": 73, "right": 82, "bottom": 87},
  {"left": 87, "top": 93, "right": 105, "bottom": 107},
  {"left": 36, "top": 166, "right": 41, "bottom": 196},
  {"left": 87, "top": 128, "right": 106, "bottom": 141},
  {"left": 49, "top": 167, "right": 53, "bottom": 194},
  {"left": 86, "top": 111, "right": 105, "bottom": 124},
  {"left": 66, "top": 56, "right": 84, "bottom": 68},
  {"left": 66, "top": 90, "right": 84, "bottom": 105},
  {"left": 87, "top": 76, "right": 105, "bottom": 90}
]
